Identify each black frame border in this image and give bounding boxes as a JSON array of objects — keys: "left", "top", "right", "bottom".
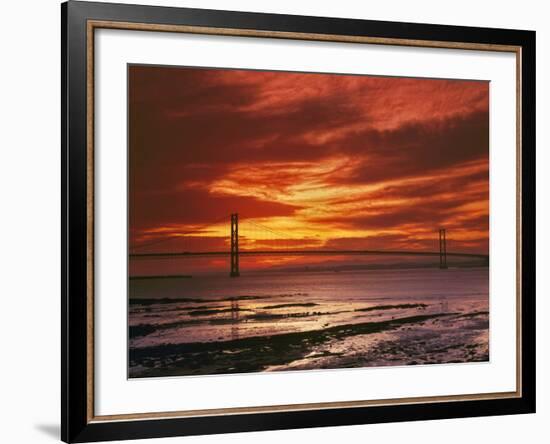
[{"left": 62, "top": 1, "right": 536, "bottom": 442}]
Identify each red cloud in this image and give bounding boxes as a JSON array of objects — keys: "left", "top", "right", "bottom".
[{"left": 129, "top": 65, "right": 489, "bottom": 272}]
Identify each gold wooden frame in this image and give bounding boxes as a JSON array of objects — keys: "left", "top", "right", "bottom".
[{"left": 86, "top": 20, "right": 523, "bottom": 423}]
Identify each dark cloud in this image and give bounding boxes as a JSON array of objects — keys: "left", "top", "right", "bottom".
[
  {"left": 129, "top": 66, "right": 488, "bottom": 188},
  {"left": 314, "top": 191, "right": 487, "bottom": 230},
  {"left": 128, "top": 65, "right": 489, "bottom": 258},
  {"left": 130, "top": 188, "right": 301, "bottom": 232}
]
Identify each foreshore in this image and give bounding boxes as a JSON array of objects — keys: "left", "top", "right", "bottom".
[{"left": 129, "top": 310, "right": 488, "bottom": 378}]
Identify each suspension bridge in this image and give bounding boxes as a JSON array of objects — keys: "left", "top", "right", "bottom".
[{"left": 130, "top": 214, "right": 489, "bottom": 277}]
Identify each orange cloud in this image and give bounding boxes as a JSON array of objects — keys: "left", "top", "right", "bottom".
[{"left": 129, "top": 65, "right": 489, "bottom": 273}]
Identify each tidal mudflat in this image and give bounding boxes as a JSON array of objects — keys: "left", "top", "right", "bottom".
[{"left": 128, "top": 267, "right": 489, "bottom": 378}]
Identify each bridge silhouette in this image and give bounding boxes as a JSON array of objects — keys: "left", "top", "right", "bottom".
[{"left": 130, "top": 213, "right": 488, "bottom": 277}]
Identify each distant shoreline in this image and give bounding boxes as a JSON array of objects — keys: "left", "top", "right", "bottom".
[
  {"left": 267, "top": 261, "right": 488, "bottom": 273},
  {"left": 129, "top": 275, "right": 192, "bottom": 280},
  {"left": 128, "top": 264, "right": 489, "bottom": 280}
]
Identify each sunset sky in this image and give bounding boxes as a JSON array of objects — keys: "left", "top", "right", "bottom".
[{"left": 129, "top": 65, "right": 489, "bottom": 272}]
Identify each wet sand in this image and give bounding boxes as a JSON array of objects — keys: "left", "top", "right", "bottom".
[
  {"left": 128, "top": 268, "right": 489, "bottom": 378},
  {"left": 129, "top": 309, "right": 488, "bottom": 378}
]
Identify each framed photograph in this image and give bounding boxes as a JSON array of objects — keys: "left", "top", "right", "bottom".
[{"left": 62, "top": 1, "right": 535, "bottom": 442}]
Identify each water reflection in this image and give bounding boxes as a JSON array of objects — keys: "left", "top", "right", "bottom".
[{"left": 230, "top": 297, "right": 239, "bottom": 340}]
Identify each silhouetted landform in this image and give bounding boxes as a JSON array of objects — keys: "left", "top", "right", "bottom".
[
  {"left": 129, "top": 275, "right": 192, "bottom": 280},
  {"left": 129, "top": 292, "right": 309, "bottom": 306},
  {"left": 188, "top": 307, "right": 252, "bottom": 317},
  {"left": 268, "top": 261, "right": 488, "bottom": 274},
  {"left": 129, "top": 302, "right": 432, "bottom": 339},
  {"left": 129, "top": 303, "right": 434, "bottom": 340},
  {"left": 129, "top": 324, "right": 158, "bottom": 338},
  {"left": 179, "top": 305, "right": 223, "bottom": 311},
  {"left": 451, "top": 311, "right": 489, "bottom": 320},
  {"left": 355, "top": 303, "right": 428, "bottom": 312},
  {"left": 247, "top": 311, "right": 331, "bottom": 321},
  {"left": 131, "top": 304, "right": 225, "bottom": 316},
  {"left": 262, "top": 302, "right": 319, "bottom": 309},
  {"left": 129, "top": 297, "right": 204, "bottom": 305},
  {"left": 130, "top": 306, "right": 347, "bottom": 338}
]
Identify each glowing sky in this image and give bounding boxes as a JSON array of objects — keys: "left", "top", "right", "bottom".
[{"left": 129, "top": 65, "right": 489, "bottom": 271}]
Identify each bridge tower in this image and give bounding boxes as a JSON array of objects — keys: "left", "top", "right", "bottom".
[
  {"left": 439, "top": 228, "right": 448, "bottom": 269},
  {"left": 230, "top": 213, "right": 240, "bottom": 277}
]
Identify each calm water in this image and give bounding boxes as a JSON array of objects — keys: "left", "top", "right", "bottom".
[{"left": 128, "top": 267, "right": 489, "bottom": 377}]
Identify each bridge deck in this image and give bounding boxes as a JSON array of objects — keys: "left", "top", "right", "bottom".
[{"left": 129, "top": 249, "right": 488, "bottom": 260}]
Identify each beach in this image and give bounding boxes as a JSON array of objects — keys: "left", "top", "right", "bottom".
[{"left": 128, "top": 267, "right": 489, "bottom": 378}]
